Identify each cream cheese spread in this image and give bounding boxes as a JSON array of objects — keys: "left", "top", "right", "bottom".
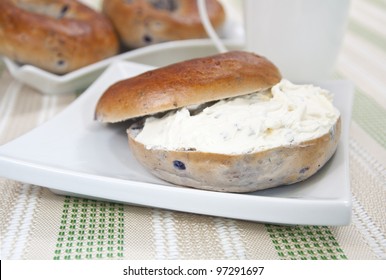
[{"left": 134, "top": 79, "right": 340, "bottom": 154}]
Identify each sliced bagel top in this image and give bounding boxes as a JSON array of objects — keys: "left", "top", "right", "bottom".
[{"left": 94, "top": 51, "right": 282, "bottom": 123}]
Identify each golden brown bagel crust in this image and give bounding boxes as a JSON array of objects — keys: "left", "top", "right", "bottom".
[
  {"left": 127, "top": 118, "right": 341, "bottom": 193},
  {"left": 0, "top": 0, "right": 119, "bottom": 74},
  {"left": 103, "top": 0, "right": 225, "bottom": 49},
  {"left": 95, "top": 51, "right": 282, "bottom": 123}
]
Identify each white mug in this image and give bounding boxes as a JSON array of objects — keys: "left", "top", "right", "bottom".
[{"left": 243, "top": 0, "right": 351, "bottom": 82}]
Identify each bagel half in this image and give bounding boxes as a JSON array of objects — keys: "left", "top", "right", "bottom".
[
  {"left": 95, "top": 51, "right": 341, "bottom": 193},
  {"left": 102, "top": 0, "right": 226, "bottom": 49},
  {"left": 127, "top": 118, "right": 341, "bottom": 192},
  {"left": 0, "top": 0, "right": 119, "bottom": 74}
]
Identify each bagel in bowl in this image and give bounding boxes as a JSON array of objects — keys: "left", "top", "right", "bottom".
[
  {"left": 102, "top": 0, "right": 226, "bottom": 49},
  {"left": 0, "top": 0, "right": 119, "bottom": 74},
  {"left": 95, "top": 51, "right": 341, "bottom": 193}
]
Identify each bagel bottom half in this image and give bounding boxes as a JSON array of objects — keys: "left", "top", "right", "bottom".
[{"left": 127, "top": 117, "right": 341, "bottom": 193}]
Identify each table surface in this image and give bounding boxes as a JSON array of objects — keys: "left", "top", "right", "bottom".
[{"left": 1, "top": 0, "right": 385, "bottom": 260}]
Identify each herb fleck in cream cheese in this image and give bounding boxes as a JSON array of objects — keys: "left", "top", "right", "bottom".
[{"left": 135, "top": 79, "right": 340, "bottom": 154}]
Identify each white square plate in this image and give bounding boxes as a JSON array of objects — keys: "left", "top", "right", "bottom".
[{"left": 0, "top": 61, "right": 353, "bottom": 226}]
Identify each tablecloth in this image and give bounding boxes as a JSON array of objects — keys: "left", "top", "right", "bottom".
[{"left": 0, "top": 0, "right": 385, "bottom": 260}]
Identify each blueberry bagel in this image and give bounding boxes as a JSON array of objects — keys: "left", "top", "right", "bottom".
[
  {"left": 95, "top": 51, "right": 341, "bottom": 193},
  {"left": 0, "top": 0, "right": 119, "bottom": 74},
  {"left": 102, "top": 0, "right": 225, "bottom": 49}
]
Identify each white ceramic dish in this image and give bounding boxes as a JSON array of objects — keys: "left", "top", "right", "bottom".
[
  {"left": 1, "top": 3, "right": 244, "bottom": 95},
  {"left": 0, "top": 61, "right": 353, "bottom": 226}
]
